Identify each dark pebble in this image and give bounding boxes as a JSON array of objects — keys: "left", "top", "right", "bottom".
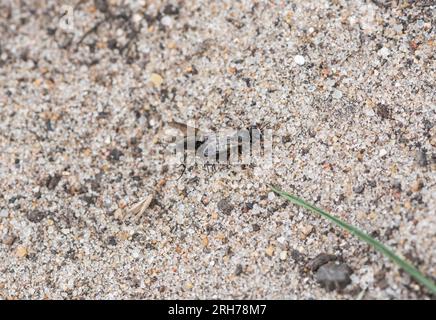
[
  {"left": 416, "top": 149, "right": 428, "bottom": 167},
  {"left": 252, "top": 224, "right": 261, "bottom": 232},
  {"left": 108, "top": 148, "right": 124, "bottom": 161},
  {"left": 392, "top": 180, "right": 402, "bottom": 191},
  {"left": 217, "top": 198, "right": 234, "bottom": 214},
  {"left": 307, "top": 253, "right": 337, "bottom": 272},
  {"left": 315, "top": 262, "right": 352, "bottom": 291},
  {"left": 367, "top": 180, "right": 376, "bottom": 188},
  {"left": 94, "top": 0, "right": 109, "bottom": 13},
  {"left": 376, "top": 103, "right": 391, "bottom": 119},
  {"left": 353, "top": 184, "right": 365, "bottom": 194},
  {"left": 27, "top": 210, "right": 47, "bottom": 223},
  {"left": 163, "top": 4, "right": 180, "bottom": 15},
  {"left": 234, "top": 264, "right": 243, "bottom": 276},
  {"left": 107, "top": 236, "right": 117, "bottom": 246},
  {"left": 46, "top": 174, "right": 61, "bottom": 190},
  {"left": 291, "top": 249, "right": 304, "bottom": 263},
  {"left": 47, "top": 27, "right": 56, "bottom": 35},
  {"left": 81, "top": 195, "right": 96, "bottom": 206},
  {"left": 107, "top": 39, "right": 117, "bottom": 50}
]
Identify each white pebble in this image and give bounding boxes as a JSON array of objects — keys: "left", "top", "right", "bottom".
[
  {"left": 0, "top": 209, "right": 8, "bottom": 218},
  {"left": 332, "top": 89, "right": 343, "bottom": 99},
  {"left": 267, "top": 192, "right": 275, "bottom": 201},
  {"left": 378, "top": 47, "right": 390, "bottom": 58},
  {"left": 277, "top": 236, "right": 286, "bottom": 244},
  {"left": 161, "top": 16, "right": 173, "bottom": 27},
  {"left": 379, "top": 149, "right": 388, "bottom": 157},
  {"left": 294, "top": 55, "right": 305, "bottom": 65}
]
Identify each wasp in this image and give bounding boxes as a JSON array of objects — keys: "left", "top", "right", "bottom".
[{"left": 167, "top": 121, "right": 266, "bottom": 178}]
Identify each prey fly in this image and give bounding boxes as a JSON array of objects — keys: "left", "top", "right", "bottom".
[{"left": 167, "top": 121, "right": 267, "bottom": 179}]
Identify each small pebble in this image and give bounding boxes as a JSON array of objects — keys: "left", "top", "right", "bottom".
[
  {"left": 46, "top": 174, "right": 61, "bottom": 190},
  {"left": 416, "top": 149, "right": 428, "bottom": 167},
  {"left": 353, "top": 184, "right": 365, "bottom": 194},
  {"left": 332, "top": 89, "right": 343, "bottom": 99},
  {"left": 279, "top": 250, "right": 288, "bottom": 260},
  {"left": 378, "top": 47, "right": 390, "bottom": 58},
  {"left": 2, "top": 235, "right": 17, "bottom": 246},
  {"left": 26, "top": 210, "right": 47, "bottom": 223},
  {"left": 0, "top": 209, "right": 8, "bottom": 218},
  {"left": 277, "top": 236, "right": 286, "bottom": 244},
  {"left": 108, "top": 148, "right": 123, "bottom": 161},
  {"left": 150, "top": 73, "right": 163, "bottom": 87},
  {"left": 234, "top": 264, "right": 243, "bottom": 276},
  {"left": 217, "top": 198, "right": 234, "bottom": 214},
  {"left": 16, "top": 246, "right": 28, "bottom": 258},
  {"left": 294, "top": 55, "right": 305, "bottom": 65},
  {"left": 411, "top": 180, "right": 423, "bottom": 193},
  {"left": 161, "top": 16, "right": 173, "bottom": 28},
  {"left": 265, "top": 246, "right": 275, "bottom": 257},
  {"left": 379, "top": 149, "right": 388, "bottom": 157},
  {"left": 299, "top": 225, "right": 314, "bottom": 240},
  {"left": 201, "top": 235, "right": 209, "bottom": 247}
]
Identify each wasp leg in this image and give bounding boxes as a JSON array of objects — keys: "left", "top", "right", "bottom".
[
  {"left": 176, "top": 163, "right": 186, "bottom": 180},
  {"left": 204, "top": 162, "right": 216, "bottom": 173}
]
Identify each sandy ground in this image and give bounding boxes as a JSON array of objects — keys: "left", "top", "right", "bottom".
[{"left": 0, "top": 0, "right": 435, "bottom": 299}]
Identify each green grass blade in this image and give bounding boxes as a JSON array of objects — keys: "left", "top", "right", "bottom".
[{"left": 270, "top": 185, "right": 436, "bottom": 295}]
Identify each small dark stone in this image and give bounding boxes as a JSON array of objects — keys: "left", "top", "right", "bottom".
[
  {"left": 89, "top": 176, "right": 102, "bottom": 192},
  {"left": 108, "top": 148, "right": 123, "bottom": 161},
  {"left": 143, "top": 13, "right": 156, "bottom": 25},
  {"left": 245, "top": 202, "right": 254, "bottom": 210},
  {"left": 300, "top": 147, "right": 309, "bottom": 155},
  {"left": 392, "top": 180, "right": 402, "bottom": 191},
  {"left": 281, "top": 135, "right": 292, "bottom": 143},
  {"left": 163, "top": 4, "right": 180, "bottom": 15},
  {"left": 416, "top": 149, "right": 428, "bottom": 167},
  {"left": 376, "top": 103, "right": 391, "bottom": 119},
  {"left": 217, "top": 198, "right": 234, "bottom": 214},
  {"left": 315, "top": 262, "right": 352, "bottom": 291},
  {"left": 47, "top": 27, "right": 57, "bottom": 35},
  {"left": 291, "top": 249, "right": 303, "bottom": 262},
  {"left": 307, "top": 253, "right": 337, "bottom": 272},
  {"left": 353, "top": 184, "right": 365, "bottom": 194},
  {"left": 46, "top": 174, "right": 61, "bottom": 190},
  {"left": 107, "top": 39, "right": 117, "bottom": 50},
  {"left": 252, "top": 224, "right": 261, "bottom": 232},
  {"left": 234, "top": 264, "right": 243, "bottom": 276},
  {"left": 81, "top": 195, "right": 96, "bottom": 206},
  {"left": 8, "top": 195, "right": 21, "bottom": 203},
  {"left": 97, "top": 111, "right": 111, "bottom": 119},
  {"left": 107, "top": 236, "right": 117, "bottom": 246},
  {"left": 367, "top": 180, "right": 376, "bottom": 188},
  {"left": 27, "top": 210, "right": 47, "bottom": 223},
  {"left": 94, "top": 0, "right": 109, "bottom": 13},
  {"left": 46, "top": 119, "right": 54, "bottom": 131}
]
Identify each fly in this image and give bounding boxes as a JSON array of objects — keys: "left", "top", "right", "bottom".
[{"left": 168, "top": 121, "right": 266, "bottom": 179}]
